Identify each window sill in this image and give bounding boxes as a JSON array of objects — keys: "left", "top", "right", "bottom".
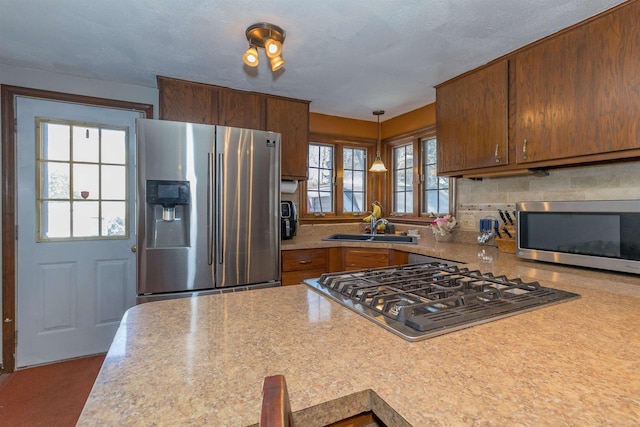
[{"left": 301, "top": 216, "right": 436, "bottom": 226}]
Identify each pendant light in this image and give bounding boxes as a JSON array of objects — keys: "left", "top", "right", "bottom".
[{"left": 369, "top": 110, "right": 387, "bottom": 172}]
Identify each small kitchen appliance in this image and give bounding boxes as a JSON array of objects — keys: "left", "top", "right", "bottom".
[
  {"left": 280, "top": 201, "right": 297, "bottom": 240},
  {"left": 517, "top": 200, "right": 640, "bottom": 274},
  {"left": 305, "top": 262, "right": 579, "bottom": 341},
  {"left": 136, "top": 119, "right": 281, "bottom": 302}
]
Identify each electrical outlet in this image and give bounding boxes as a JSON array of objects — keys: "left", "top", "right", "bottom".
[{"left": 457, "top": 212, "right": 476, "bottom": 230}]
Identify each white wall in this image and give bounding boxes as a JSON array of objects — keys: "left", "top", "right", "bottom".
[{"left": 0, "top": 62, "right": 159, "bottom": 369}]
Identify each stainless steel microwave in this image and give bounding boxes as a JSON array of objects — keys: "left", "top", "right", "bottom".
[{"left": 517, "top": 200, "right": 640, "bottom": 274}]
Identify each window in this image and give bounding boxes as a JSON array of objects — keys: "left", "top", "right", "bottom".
[
  {"left": 342, "top": 147, "right": 367, "bottom": 213},
  {"left": 392, "top": 144, "right": 413, "bottom": 214},
  {"left": 307, "top": 143, "right": 334, "bottom": 213},
  {"left": 37, "top": 118, "right": 129, "bottom": 241},
  {"left": 303, "top": 139, "right": 374, "bottom": 219},
  {"left": 390, "top": 132, "right": 451, "bottom": 218},
  {"left": 422, "top": 137, "right": 449, "bottom": 214}
]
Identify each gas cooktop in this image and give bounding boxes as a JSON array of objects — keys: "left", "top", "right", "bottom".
[{"left": 304, "top": 262, "right": 580, "bottom": 341}]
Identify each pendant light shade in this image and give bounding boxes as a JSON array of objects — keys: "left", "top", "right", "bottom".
[
  {"left": 265, "top": 38, "right": 283, "bottom": 58},
  {"left": 369, "top": 156, "right": 387, "bottom": 172},
  {"left": 369, "top": 110, "right": 387, "bottom": 172},
  {"left": 269, "top": 55, "right": 286, "bottom": 71},
  {"left": 242, "top": 46, "right": 259, "bottom": 66}
]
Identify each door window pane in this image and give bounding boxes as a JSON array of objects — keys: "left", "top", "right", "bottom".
[
  {"left": 101, "top": 129, "right": 127, "bottom": 164},
  {"left": 73, "top": 201, "right": 100, "bottom": 237},
  {"left": 42, "top": 161, "right": 70, "bottom": 199},
  {"left": 41, "top": 201, "right": 71, "bottom": 238},
  {"left": 73, "top": 126, "right": 100, "bottom": 162},
  {"left": 42, "top": 123, "right": 70, "bottom": 161},
  {"left": 101, "top": 165, "right": 126, "bottom": 200},
  {"left": 37, "top": 118, "right": 129, "bottom": 241},
  {"left": 102, "top": 201, "right": 127, "bottom": 236},
  {"left": 73, "top": 164, "right": 99, "bottom": 200}
]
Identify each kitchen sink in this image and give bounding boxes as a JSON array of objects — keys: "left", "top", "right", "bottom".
[{"left": 322, "top": 233, "right": 418, "bottom": 244}]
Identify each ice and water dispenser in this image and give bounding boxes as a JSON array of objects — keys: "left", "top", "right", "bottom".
[{"left": 145, "top": 180, "right": 191, "bottom": 248}]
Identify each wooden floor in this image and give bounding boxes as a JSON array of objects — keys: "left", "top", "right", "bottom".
[{"left": 0, "top": 354, "right": 105, "bottom": 426}]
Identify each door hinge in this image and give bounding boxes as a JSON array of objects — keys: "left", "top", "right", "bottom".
[{"left": 15, "top": 224, "right": 18, "bottom": 240}]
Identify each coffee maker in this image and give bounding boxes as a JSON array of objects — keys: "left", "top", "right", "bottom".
[{"left": 280, "top": 201, "right": 297, "bottom": 240}]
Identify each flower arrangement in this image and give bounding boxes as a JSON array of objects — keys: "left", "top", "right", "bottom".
[{"left": 430, "top": 215, "right": 457, "bottom": 236}]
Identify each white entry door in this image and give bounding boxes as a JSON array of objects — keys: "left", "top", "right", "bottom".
[{"left": 16, "top": 97, "right": 140, "bottom": 368}]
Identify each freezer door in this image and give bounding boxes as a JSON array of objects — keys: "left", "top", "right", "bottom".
[
  {"left": 215, "top": 127, "right": 281, "bottom": 287},
  {"left": 137, "top": 119, "right": 215, "bottom": 295}
]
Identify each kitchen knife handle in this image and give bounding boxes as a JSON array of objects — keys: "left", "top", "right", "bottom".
[
  {"left": 504, "top": 210, "right": 514, "bottom": 225},
  {"left": 217, "top": 153, "right": 224, "bottom": 265},
  {"left": 207, "top": 153, "right": 213, "bottom": 265},
  {"left": 498, "top": 209, "right": 508, "bottom": 225}
]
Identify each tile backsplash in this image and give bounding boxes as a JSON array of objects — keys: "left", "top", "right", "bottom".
[
  {"left": 456, "top": 161, "right": 640, "bottom": 231},
  {"left": 281, "top": 161, "right": 640, "bottom": 235}
]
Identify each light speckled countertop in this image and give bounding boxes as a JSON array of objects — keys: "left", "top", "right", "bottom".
[{"left": 78, "top": 234, "right": 640, "bottom": 426}]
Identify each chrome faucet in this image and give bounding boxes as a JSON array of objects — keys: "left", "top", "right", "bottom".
[{"left": 371, "top": 217, "right": 388, "bottom": 236}]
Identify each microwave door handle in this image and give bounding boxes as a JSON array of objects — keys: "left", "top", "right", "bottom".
[{"left": 216, "top": 153, "right": 224, "bottom": 265}]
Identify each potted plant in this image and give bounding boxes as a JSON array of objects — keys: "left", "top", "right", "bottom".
[{"left": 430, "top": 215, "right": 457, "bottom": 242}]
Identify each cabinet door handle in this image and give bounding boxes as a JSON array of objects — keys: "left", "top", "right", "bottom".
[
  {"left": 522, "top": 139, "right": 528, "bottom": 160},
  {"left": 299, "top": 260, "right": 311, "bottom": 264},
  {"left": 495, "top": 144, "right": 500, "bottom": 163}
]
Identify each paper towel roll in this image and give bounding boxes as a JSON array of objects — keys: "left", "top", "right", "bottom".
[{"left": 281, "top": 180, "right": 298, "bottom": 194}]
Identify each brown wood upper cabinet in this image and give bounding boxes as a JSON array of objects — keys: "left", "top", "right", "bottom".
[
  {"left": 158, "top": 77, "right": 218, "bottom": 124},
  {"left": 157, "top": 76, "right": 309, "bottom": 180},
  {"left": 218, "top": 89, "right": 265, "bottom": 129},
  {"left": 436, "top": 60, "right": 508, "bottom": 174},
  {"left": 513, "top": 1, "right": 640, "bottom": 164},
  {"left": 266, "top": 97, "right": 309, "bottom": 180},
  {"left": 436, "top": 1, "right": 640, "bottom": 176}
]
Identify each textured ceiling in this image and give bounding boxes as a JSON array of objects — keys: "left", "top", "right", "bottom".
[{"left": 0, "top": 0, "right": 627, "bottom": 121}]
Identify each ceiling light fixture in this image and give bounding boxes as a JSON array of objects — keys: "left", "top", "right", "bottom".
[
  {"left": 369, "top": 110, "right": 387, "bottom": 172},
  {"left": 242, "top": 22, "right": 286, "bottom": 72}
]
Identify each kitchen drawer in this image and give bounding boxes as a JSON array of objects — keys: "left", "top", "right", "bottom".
[
  {"left": 342, "top": 248, "right": 390, "bottom": 271},
  {"left": 281, "top": 268, "right": 326, "bottom": 286},
  {"left": 282, "top": 248, "right": 328, "bottom": 272}
]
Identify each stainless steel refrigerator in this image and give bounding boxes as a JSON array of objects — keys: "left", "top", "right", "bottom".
[{"left": 136, "top": 118, "right": 281, "bottom": 303}]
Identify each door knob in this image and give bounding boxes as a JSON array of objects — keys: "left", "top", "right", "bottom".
[{"left": 130, "top": 245, "right": 137, "bottom": 253}]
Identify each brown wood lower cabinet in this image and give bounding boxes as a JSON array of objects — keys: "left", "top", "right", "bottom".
[
  {"left": 281, "top": 247, "right": 409, "bottom": 285},
  {"left": 342, "top": 247, "right": 408, "bottom": 271},
  {"left": 281, "top": 248, "right": 328, "bottom": 286}
]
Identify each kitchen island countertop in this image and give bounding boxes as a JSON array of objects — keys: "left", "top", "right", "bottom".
[{"left": 78, "top": 239, "right": 640, "bottom": 426}]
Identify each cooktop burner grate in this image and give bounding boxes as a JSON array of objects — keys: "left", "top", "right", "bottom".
[{"left": 304, "top": 262, "right": 580, "bottom": 341}]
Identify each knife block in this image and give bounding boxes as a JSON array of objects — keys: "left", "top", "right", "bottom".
[{"left": 496, "top": 225, "right": 516, "bottom": 254}]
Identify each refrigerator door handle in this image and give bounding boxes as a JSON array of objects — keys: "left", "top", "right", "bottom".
[
  {"left": 216, "top": 152, "right": 224, "bottom": 265},
  {"left": 207, "top": 153, "right": 213, "bottom": 265}
]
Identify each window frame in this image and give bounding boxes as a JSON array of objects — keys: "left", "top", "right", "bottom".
[
  {"left": 385, "top": 126, "right": 455, "bottom": 222},
  {"left": 36, "top": 117, "right": 131, "bottom": 242},
  {"left": 300, "top": 134, "right": 377, "bottom": 222},
  {"left": 421, "top": 136, "right": 450, "bottom": 216}
]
